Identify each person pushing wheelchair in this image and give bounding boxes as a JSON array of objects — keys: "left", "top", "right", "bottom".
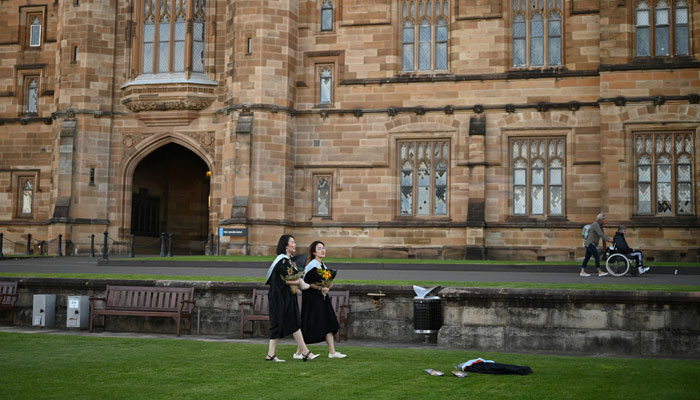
[{"left": 613, "top": 226, "right": 650, "bottom": 276}]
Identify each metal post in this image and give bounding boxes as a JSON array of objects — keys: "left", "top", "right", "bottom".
[
  {"left": 0, "top": 232, "right": 4, "bottom": 258},
  {"left": 102, "top": 231, "right": 109, "bottom": 260},
  {"left": 58, "top": 234, "right": 63, "bottom": 257},
  {"left": 40, "top": 240, "right": 46, "bottom": 256},
  {"left": 168, "top": 233, "right": 173, "bottom": 257},
  {"left": 90, "top": 234, "right": 95, "bottom": 257},
  {"left": 217, "top": 234, "right": 220, "bottom": 256},
  {"left": 26, "top": 233, "right": 32, "bottom": 255},
  {"left": 160, "top": 232, "right": 166, "bottom": 257},
  {"left": 129, "top": 234, "right": 135, "bottom": 258},
  {"left": 209, "top": 233, "right": 214, "bottom": 256}
]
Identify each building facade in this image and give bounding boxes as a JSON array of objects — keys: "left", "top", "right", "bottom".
[{"left": 0, "top": 0, "right": 698, "bottom": 261}]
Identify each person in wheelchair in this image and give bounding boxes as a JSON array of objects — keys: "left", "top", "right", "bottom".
[{"left": 613, "top": 226, "right": 650, "bottom": 275}]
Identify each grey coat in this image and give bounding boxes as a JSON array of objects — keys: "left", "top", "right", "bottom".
[{"left": 584, "top": 221, "right": 611, "bottom": 248}]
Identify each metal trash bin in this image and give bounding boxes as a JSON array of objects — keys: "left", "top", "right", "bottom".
[{"left": 413, "top": 296, "right": 442, "bottom": 334}]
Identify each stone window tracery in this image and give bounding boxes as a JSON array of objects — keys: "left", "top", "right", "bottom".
[
  {"left": 512, "top": 0, "right": 562, "bottom": 68},
  {"left": 511, "top": 137, "right": 565, "bottom": 216},
  {"left": 636, "top": 0, "right": 690, "bottom": 57},
  {"left": 140, "top": 0, "right": 206, "bottom": 75},
  {"left": 401, "top": 1, "right": 449, "bottom": 72},
  {"left": 635, "top": 132, "right": 694, "bottom": 216},
  {"left": 399, "top": 139, "right": 449, "bottom": 217}
]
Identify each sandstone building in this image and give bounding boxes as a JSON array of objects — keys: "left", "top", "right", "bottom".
[{"left": 0, "top": 0, "right": 698, "bottom": 261}]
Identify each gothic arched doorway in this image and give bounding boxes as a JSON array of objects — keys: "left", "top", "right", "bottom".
[{"left": 130, "top": 143, "right": 210, "bottom": 254}]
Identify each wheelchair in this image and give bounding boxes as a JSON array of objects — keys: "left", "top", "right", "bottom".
[{"left": 603, "top": 244, "right": 639, "bottom": 277}]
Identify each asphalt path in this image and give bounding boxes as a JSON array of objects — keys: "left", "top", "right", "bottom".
[{"left": 2, "top": 256, "right": 699, "bottom": 286}]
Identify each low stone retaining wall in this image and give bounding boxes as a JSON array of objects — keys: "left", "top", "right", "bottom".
[{"left": 2, "top": 277, "right": 698, "bottom": 358}]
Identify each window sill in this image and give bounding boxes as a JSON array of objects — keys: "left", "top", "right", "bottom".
[{"left": 121, "top": 72, "right": 217, "bottom": 89}]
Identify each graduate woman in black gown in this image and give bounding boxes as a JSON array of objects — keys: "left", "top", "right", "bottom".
[
  {"left": 265, "top": 234, "right": 319, "bottom": 362},
  {"left": 294, "top": 240, "right": 347, "bottom": 359}
]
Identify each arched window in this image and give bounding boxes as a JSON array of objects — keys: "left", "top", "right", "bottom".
[
  {"left": 512, "top": 0, "right": 562, "bottom": 67},
  {"left": 26, "top": 79, "right": 38, "bottom": 114},
  {"left": 321, "top": 0, "right": 334, "bottom": 32},
  {"left": 635, "top": 133, "right": 694, "bottom": 215},
  {"left": 401, "top": 1, "right": 449, "bottom": 72},
  {"left": 511, "top": 137, "right": 565, "bottom": 216},
  {"left": 399, "top": 140, "right": 449, "bottom": 217},
  {"left": 320, "top": 67, "right": 332, "bottom": 104},
  {"left": 636, "top": 0, "right": 691, "bottom": 57},
  {"left": 674, "top": 0, "right": 690, "bottom": 56},
  {"left": 655, "top": 0, "right": 671, "bottom": 56},
  {"left": 141, "top": 0, "right": 207, "bottom": 75},
  {"left": 29, "top": 16, "right": 42, "bottom": 47},
  {"left": 21, "top": 179, "right": 34, "bottom": 215}
]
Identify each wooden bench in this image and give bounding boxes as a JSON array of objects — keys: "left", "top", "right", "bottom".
[
  {"left": 239, "top": 288, "right": 351, "bottom": 341},
  {"left": 0, "top": 281, "right": 19, "bottom": 325},
  {"left": 89, "top": 285, "right": 195, "bottom": 336}
]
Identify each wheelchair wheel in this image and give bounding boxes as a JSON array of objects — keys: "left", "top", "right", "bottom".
[{"left": 606, "top": 254, "right": 630, "bottom": 277}]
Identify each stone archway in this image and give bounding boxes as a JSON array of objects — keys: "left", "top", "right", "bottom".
[{"left": 129, "top": 142, "right": 211, "bottom": 254}]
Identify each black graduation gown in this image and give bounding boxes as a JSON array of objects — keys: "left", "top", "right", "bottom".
[
  {"left": 300, "top": 265, "right": 339, "bottom": 344},
  {"left": 265, "top": 258, "right": 301, "bottom": 339}
]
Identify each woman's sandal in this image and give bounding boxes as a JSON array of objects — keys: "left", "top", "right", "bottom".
[
  {"left": 265, "top": 354, "right": 285, "bottom": 362},
  {"left": 302, "top": 352, "right": 319, "bottom": 362}
]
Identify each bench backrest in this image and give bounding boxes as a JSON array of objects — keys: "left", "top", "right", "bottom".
[
  {"left": 0, "top": 281, "right": 18, "bottom": 305},
  {"left": 247, "top": 288, "right": 348, "bottom": 318},
  {"left": 104, "top": 285, "right": 194, "bottom": 312},
  {"left": 328, "top": 290, "right": 350, "bottom": 318},
  {"left": 250, "top": 288, "right": 270, "bottom": 316}
]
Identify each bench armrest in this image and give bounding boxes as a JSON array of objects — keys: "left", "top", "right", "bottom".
[
  {"left": 239, "top": 301, "right": 253, "bottom": 313},
  {"left": 0, "top": 293, "right": 18, "bottom": 304},
  {"left": 339, "top": 303, "right": 351, "bottom": 315},
  {"left": 89, "top": 297, "right": 106, "bottom": 308},
  {"left": 179, "top": 299, "right": 196, "bottom": 313}
]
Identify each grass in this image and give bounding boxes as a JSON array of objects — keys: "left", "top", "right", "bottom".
[
  {"left": 1, "top": 272, "right": 699, "bottom": 292},
  {"left": 112, "top": 255, "right": 700, "bottom": 267},
  {"left": 1, "top": 332, "right": 698, "bottom": 399}
]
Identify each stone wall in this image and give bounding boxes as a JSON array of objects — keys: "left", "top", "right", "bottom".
[{"left": 3, "top": 277, "right": 699, "bottom": 358}]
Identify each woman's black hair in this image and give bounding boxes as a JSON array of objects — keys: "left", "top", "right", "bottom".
[
  {"left": 276, "top": 234, "right": 294, "bottom": 255},
  {"left": 306, "top": 240, "right": 325, "bottom": 266}
]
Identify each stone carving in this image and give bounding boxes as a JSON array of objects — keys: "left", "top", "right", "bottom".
[{"left": 122, "top": 97, "right": 213, "bottom": 112}]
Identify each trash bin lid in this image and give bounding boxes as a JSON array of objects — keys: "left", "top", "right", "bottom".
[{"left": 414, "top": 296, "right": 441, "bottom": 300}]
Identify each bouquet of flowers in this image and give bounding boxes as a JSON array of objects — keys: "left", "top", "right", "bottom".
[
  {"left": 317, "top": 268, "right": 336, "bottom": 298},
  {"left": 282, "top": 266, "right": 304, "bottom": 294}
]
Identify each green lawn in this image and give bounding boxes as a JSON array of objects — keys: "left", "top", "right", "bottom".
[
  {"left": 1, "top": 272, "right": 699, "bottom": 292},
  {"left": 110, "top": 255, "right": 700, "bottom": 267},
  {"left": 1, "top": 332, "right": 698, "bottom": 400}
]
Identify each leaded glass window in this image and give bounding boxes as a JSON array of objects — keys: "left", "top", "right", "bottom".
[
  {"left": 512, "top": 0, "right": 562, "bottom": 67},
  {"left": 192, "top": 0, "right": 206, "bottom": 73},
  {"left": 511, "top": 137, "right": 565, "bottom": 216},
  {"left": 635, "top": 132, "right": 694, "bottom": 215},
  {"left": 26, "top": 79, "right": 38, "bottom": 114},
  {"left": 314, "top": 175, "right": 332, "bottom": 217},
  {"left": 399, "top": 139, "right": 449, "bottom": 216},
  {"left": 141, "top": 0, "right": 205, "bottom": 74},
  {"left": 401, "top": 0, "right": 449, "bottom": 72},
  {"left": 674, "top": 0, "right": 689, "bottom": 56},
  {"left": 636, "top": 0, "right": 691, "bottom": 58},
  {"left": 655, "top": 0, "right": 670, "bottom": 56},
  {"left": 21, "top": 179, "right": 34, "bottom": 215},
  {"left": 321, "top": 0, "right": 334, "bottom": 32},
  {"left": 29, "top": 16, "right": 42, "bottom": 47},
  {"left": 320, "top": 67, "right": 332, "bottom": 104}
]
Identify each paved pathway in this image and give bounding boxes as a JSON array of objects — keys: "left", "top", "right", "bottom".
[{"left": 2, "top": 256, "right": 699, "bottom": 286}]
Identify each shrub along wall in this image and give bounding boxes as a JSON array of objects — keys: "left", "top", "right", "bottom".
[{"left": 3, "top": 277, "right": 699, "bottom": 358}]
